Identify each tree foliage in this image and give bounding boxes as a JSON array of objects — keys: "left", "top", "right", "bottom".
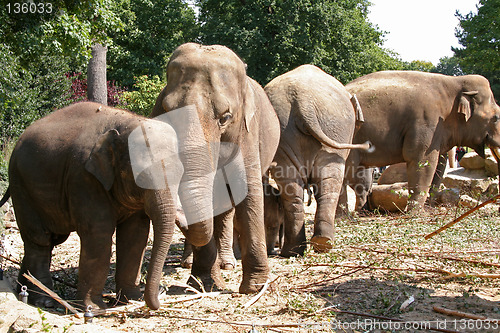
[
  {"left": 197, "top": 0, "right": 404, "bottom": 85},
  {"left": 454, "top": 0, "right": 500, "bottom": 98},
  {"left": 108, "top": 0, "right": 199, "bottom": 86}
]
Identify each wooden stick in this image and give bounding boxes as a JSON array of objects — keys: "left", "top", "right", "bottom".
[
  {"left": 425, "top": 194, "right": 500, "bottom": 240},
  {"left": 23, "top": 272, "right": 81, "bottom": 318},
  {"left": 243, "top": 278, "right": 272, "bottom": 309},
  {"left": 433, "top": 306, "right": 500, "bottom": 323}
]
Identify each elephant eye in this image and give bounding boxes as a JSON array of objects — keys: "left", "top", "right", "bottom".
[
  {"left": 493, "top": 115, "right": 499, "bottom": 123},
  {"left": 218, "top": 113, "right": 233, "bottom": 127}
]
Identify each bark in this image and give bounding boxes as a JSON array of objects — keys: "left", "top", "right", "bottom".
[{"left": 87, "top": 43, "right": 108, "bottom": 105}]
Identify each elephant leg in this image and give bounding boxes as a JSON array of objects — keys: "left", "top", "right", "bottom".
[
  {"left": 233, "top": 228, "right": 241, "bottom": 259},
  {"left": 406, "top": 152, "right": 440, "bottom": 210},
  {"left": 187, "top": 235, "right": 225, "bottom": 292},
  {"left": 115, "top": 211, "right": 150, "bottom": 304},
  {"left": 13, "top": 194, "right": 64, "bottom": 308},
  {"left": 353, "top": 167, "right": 374, "bottom": 211},
  {"left": 278, "top": 180, "right": 306, "bottom": 257},
  {"left": 77, "top": 226, "right": 114, "bottom": 309},
  {"left": 429, "top": 153, "right": 447, "bottom": 206},
  {"left": 234, "top": 172, "right": 269, "bottom": 294},
  {"left": 18, "top": 241, "right": 56, "bottom": 308},
  {"left": 336, "top": 181, "right": 349, "bottom": 217},
  {"left": 310, "top": 156, "right": 345, "bottom": 253},
  {"left": 215, "top": 208, "right": 237, "bottom": 270},
  {"left": 181, "top": 239, "right": 193, "bottom": 268}
]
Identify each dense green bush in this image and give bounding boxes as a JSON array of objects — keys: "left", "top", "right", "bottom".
[
  {"left": 0, "top": 44, "right": 72, "bottom": 180},
  {"left": 119, "top": 75, "right": 165, "bottom": 116}
]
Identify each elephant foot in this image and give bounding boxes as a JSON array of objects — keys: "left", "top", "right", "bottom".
[
  {"left": 116, "top": 286, "right": 142, "bottom": 304},
  {"left": 181, "top": 256, "right": 193, "bottom": 269},
  {"left": 311, "top": 235, "right": 333, "bottom": 253},
  {"left": 239, "top": 273, "right": 269, "bottom": 294},
  {"left": 187, "top": 272, "right": 226, "bottom": 292},
  {"left": 77, "top": 294, "right": 107, "bottom": 310},
  {"left": 32, "top": 295, "right": 56, "bottom": 308},
  {"left": 219, "top": 255, "right": 236, "bottom": 270},
  {"left": 279, "top": 243, "right": 306, "bottom": 257},
  {"left": 221, "top": 262, "right": 235, "bottom": 270}
]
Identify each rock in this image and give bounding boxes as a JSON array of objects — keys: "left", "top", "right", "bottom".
[
  {"left": 459, "top": 194, "right": 479, "bottom": 209},
  {"left": 369, "top": 182, "right": 409, "bottom": 212},
  {"left": 442, "top": 167, "right": 495, "bottom": 197},
  {"left": 459, "top": 152, "right": 485, "bottom": 169},
  {"left": 378, "top": 163, "right": 407, "bottom": 185},
  {"left": 0, "top": 300, "right": 120, "bottom": 333},
  {"left": 434, "top": 188, "right": 460, "bottom": 206},
  {"left": 485, "top": 155, "right": 499, "bottom": 176}
]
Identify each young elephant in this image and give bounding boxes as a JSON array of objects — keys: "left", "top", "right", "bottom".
[
  {"left": 1, "top": 102, "right": 208, "bottom": 310},
  {"left": 343, "top": 71, "right": 500, "bottom": 210},
  {"left": 264, "top": 65, "right": 372, "bottom": 257}
]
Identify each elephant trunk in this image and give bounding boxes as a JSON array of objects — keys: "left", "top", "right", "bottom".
[
  {"left": 144, "top": 189, "right": 176, "bottom": 310},
  {"left": 491, "top": 147, "right": 500, "bottom": 183},
  {"left": 177, "top": 175, "right": 214, "bottom": 247},
  {"left": 176, "top": 138, "right": 220, "bottom": 247}
]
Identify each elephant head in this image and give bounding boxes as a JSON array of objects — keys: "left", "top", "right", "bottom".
[{"left": 458, "top": 75, "right": 500, "bottom": 157}]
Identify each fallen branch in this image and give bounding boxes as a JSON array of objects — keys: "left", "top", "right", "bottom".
[
  {"left": 425, "top": 194, "right": 500, "bottom": 240},
  {"left": 243, "top": 277, "right": 275, "bottom": 309},
  {"left": 23, "top": 272, "right": 81, "bottom": 318},
  {"left": 443, "top": 272, "right": 500, "bottom": 279},
  {"left": 0, "top": 253, "right": 21, "bottom": 266},
  {"left": 433, "top": 305, "right": 500, "bottom": 323}
]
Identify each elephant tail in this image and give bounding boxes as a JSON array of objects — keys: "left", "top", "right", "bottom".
[
  {"left": 0, "top": 186, "right": 10, "bottom": 207},
  {"left": 302, "top": 109, "right": 374, "bottom": 152}
]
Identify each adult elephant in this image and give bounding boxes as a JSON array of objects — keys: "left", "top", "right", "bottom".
[
  {"left": 0, "top": 102, "right": 208, "bottom": 310},
  {"left": 343, "top": 71, "right": 500, "bottom": 210},
  {"left": 264, "top": 65, "right": 372, "bottom": 257},
  {"left": 151, "top": 43, "right": 280, "bottom": 294}
]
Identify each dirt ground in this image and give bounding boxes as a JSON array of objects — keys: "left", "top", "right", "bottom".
[{"left": 2, "top": 198, "right": 500, "bottom": 333}]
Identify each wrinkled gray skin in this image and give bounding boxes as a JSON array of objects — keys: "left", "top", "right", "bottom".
[
  {"left": 263, "top": 182, "right": 285, "bottom": 255},
  {"left": 337, "top": 166, "right": 374, "bottom": 216},
  {"left": 264, "top": 65, "right": 371, "bottom": 257},
  {"left": 151, "top": 43, "right": 280, "bottom": 294},
  {"left": 181, "top": 181, "right": 284, "bottom": 266},
  {"left": 343, "top": 71, "right": 500, "bottom": 210},
  {"left": 6, "top": 102, "right": 191, "bottom": 310}
]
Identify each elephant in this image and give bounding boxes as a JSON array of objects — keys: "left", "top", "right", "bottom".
[
  {"left": 264, "top": 65, "right": 372, "bottom": 257},
  {"left": 0, "top": 102, "right": 210, "bottom": 310},
  {"left": 263, "top": 182, "right": 284, "bottom": 255},
  {"left": 342, "top": 71, "right": 500, "bottom": 211},
  {"left": 151, "top": 43, "right": 280, "bottom": 294},
  {"left": 337, "top": 166, "right": 374, "bottom": 216}
]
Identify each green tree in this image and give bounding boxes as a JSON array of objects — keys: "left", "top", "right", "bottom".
[
  {"left": 108, "top": 0, "right": 199, "bottom": 87},
  {"left": 433, "top": 56, "right": 463, "bottom": 76},
  {"left": 197, "top": 0, "right": 404, "bottom": 85},
  {"left": 404, "top": 60, "right": 435, "bottom": 72},
  {"left": 454, "top": 0, "right": 500, "bottom": 99}
]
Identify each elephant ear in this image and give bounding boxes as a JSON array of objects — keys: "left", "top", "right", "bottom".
[
  {"left": 458, "top": 91, "right": 478, "bottom": 121},
  {"left": 243, "top": 78, "right": 256, "bottom": 132},
  {"left": 85, "top": 129, "right": 120, "bottom": 191}
]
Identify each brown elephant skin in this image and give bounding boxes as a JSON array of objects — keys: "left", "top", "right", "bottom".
[
  {"left": 151, "top": 43, "right": 280, "bottom": 294},
  {"left": 6, "top": 102, "right": 201, "bottom": 310},
  {"left": 344, "top": 71, "right": 500, "bottom": 210},
  {"left": 265, "top": 65, "right": 371, "bottom": 257}
]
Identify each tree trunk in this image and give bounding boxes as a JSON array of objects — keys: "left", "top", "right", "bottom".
[{"left": 87, "top": 43, "right": 108, "bottom": 105}]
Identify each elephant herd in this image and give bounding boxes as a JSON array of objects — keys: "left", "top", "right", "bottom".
[{"left": 1, "top": 42, "right": 500, "bottom": 311}]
